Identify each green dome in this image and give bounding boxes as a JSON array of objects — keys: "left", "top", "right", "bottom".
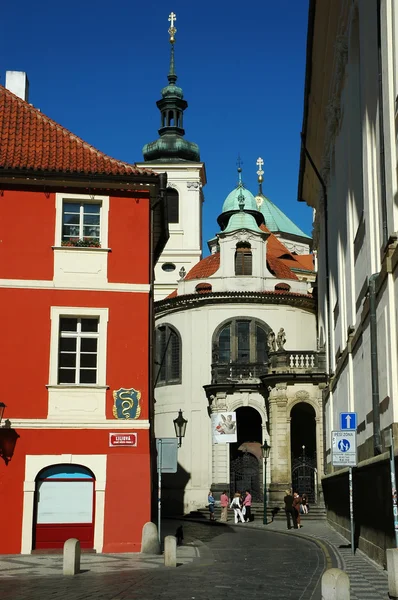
[
  {"left": 257, "top": 193, "right": 311, "bottom": 239},
  {"left": 222, "top": 184, "right": 258, "bottom": 213},
  {"left": 161, "top": 84, "right": 184, "bottom": 99},
  {"left": 222, "top": 211, "right": 261, "bottom": 234}
]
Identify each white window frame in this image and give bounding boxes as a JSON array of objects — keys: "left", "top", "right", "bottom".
[
  {"left": 58, "top": 316, "right": 100, "bottom": 385},
  {"left": 54, "top": 193, "right": 110, "bottom": 248},
  {"left": 49, "top": 307, "right": 109, "bottom": 387}
]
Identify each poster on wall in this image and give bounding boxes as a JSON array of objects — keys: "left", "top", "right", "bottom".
[{"left": 211, "top": 412, "right": 237, "bottom": 444}]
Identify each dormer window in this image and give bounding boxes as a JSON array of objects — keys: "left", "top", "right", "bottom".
[{"left": 235, "top": 242, "right": 252, "bottom": 275}]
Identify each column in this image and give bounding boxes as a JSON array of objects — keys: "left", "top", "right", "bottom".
[{"left": 268, "top": 383, "right": 291, "bottom": 504}]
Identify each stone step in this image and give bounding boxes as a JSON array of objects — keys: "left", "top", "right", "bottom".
[{"left": 189, "top": 504, "right": 326, "bottom": 521}]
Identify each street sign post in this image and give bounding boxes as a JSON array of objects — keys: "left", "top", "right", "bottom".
[
  {"left": 332, "top": 430, "right": 357, "bottom": 554},
  {"left": 332, "top": 431, "right": 357, "bottom": 466},
  {"left": 156, "top": 438, "right": 178, "bottom": 543},
  {"left": 340, "top": 412, "right": 357, "bottom": 431}
]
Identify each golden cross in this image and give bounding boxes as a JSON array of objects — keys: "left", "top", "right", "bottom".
[{"left": 168, "top": 11, "right": 176, "bottom": 28}]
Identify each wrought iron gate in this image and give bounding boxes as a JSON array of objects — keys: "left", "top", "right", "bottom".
[
  {"left": 230, "top": 452, "right": 263, "bottom": 501},
  {"left": 291, "top": 455, "right": 317, "bottom": 503}
]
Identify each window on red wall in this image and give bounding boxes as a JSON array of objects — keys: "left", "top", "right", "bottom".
[{"left": 58, "top": 317, "right": 99, "bottom": 384}]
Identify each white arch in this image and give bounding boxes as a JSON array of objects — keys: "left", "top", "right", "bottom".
[{"left": 21, "top": 454, "right": 107, "bottom": 554}]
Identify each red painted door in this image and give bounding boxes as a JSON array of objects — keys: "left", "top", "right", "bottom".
[{"left": 34, "top": 466, "right": 95, "bottom": 550}]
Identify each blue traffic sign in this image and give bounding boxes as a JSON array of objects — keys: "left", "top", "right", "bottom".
[{"left": 340, "top": 412, "right": 357, "bottom": 431}]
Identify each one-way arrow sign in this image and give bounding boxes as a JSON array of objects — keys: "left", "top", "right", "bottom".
[{"left": 340, "top": 412, "right": 357, "bottom": 431}]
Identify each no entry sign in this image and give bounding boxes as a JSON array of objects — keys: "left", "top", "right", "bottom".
[{"left": 109, "top": 433, "right": 137, "bottom": 447}]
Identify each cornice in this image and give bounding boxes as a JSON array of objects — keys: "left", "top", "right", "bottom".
[{"left": 155, "top": 290, "right": 315, "bottom": 318}]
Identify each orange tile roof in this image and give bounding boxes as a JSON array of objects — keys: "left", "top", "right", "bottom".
[
  {"left": 183, "top": 227, "right": 302, "bottom": 283},
  {"left": 292, "top": 254, "right": 314, "bottom": 271},
  {"left": 0, "top": 85, "right": 154, "bottom": 177},
  {"left": 185, "top": 253, "right": 220, "bottom": 280}
]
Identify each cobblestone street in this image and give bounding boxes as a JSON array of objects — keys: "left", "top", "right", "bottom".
[{"left": 0, "top": 522, "right": 325, "bottom": 600}]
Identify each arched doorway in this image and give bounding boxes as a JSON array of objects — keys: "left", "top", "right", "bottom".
[
  {"left": 290, "top": 403, "right": 317, "bottom": 503},
  {"left": 34, "top": 464, "right": 95, "bottom": 550},
  {"left": 229, "top": 407, "right": 263, "bottom": 501}
]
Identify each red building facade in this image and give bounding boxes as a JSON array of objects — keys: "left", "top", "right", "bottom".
[{"left": 0, "top": 81, "right": 168, "bottom": 553}]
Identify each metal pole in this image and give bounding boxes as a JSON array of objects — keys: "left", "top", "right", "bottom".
[
  {"left": 349, "top": 467, "right": 354, "bottom": 554},
  {"left": 263, "top": 458, "right": 267, "bottom": 525},
  {"left": 389, "top": 427, "right": 398, "bottom": 547},
  {"left": 157, "top": 439, "right": 162, "bottom": 544}
]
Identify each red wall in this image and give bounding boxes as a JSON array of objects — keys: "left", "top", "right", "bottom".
[
  {"left": 0, "top": 189, "right": 151, "bottom": 284},
  {"left": 0, "top": 288, "right": 149, "bottom": 419},
  {"left": 108, "top": 194, "right": 150, "bottom": 284},
  {"left": 0, "top": 428, "right": 151, "bottom": 554},
  {"left": 0, "top": 191, "right": 55, "bottom": 280}
]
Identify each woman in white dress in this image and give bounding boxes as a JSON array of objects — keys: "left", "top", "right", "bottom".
[{"left": 230, "top": 492, "right": 245, "bottom": 523}]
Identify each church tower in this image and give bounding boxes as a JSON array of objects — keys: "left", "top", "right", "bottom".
[{"left": 136, "top": 12, "right": 206, "bottom": 301}]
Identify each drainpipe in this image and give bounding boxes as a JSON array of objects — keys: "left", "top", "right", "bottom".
[
  {"left": 300, "top": 134, "right": 332, "bottom": 379},
  {"left": 377, "top": 0, "right": 389, "bottom": 248},
  {"left": 369, "top": 273, "right": 382, "bottom": 455}
]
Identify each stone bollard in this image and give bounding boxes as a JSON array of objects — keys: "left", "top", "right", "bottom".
[
  {"left": 63, "top": 538, "right": 81, "bottom": 576},
  {"left": 387, "top": 548, "right": 398, "bottom": 599},
  {"left": 321, "top": 568, "right": 350, "bottom": 599},
  {"left": 141, "top": 522, "right": 160, "bottom": 554},
  {"left": 164, "top": 535, "right": 177, "bottom": 567}
]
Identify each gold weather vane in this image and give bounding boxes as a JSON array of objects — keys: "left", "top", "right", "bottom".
[{"left": 168, "top": 11, "right": 177, "bottom": 43}]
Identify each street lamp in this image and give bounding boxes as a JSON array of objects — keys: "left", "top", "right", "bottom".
[
  {"left": 261, "top": 440, "right": 271, "bottom": 525},
  {"left": 173, "top": 409, "right": 187, "bottom": 447},
  {"left": 0, "top": 404, "right": 19, "bottom": 465},
  {"left": 0, "top": 403, "right": 6, "bottom": 425}
]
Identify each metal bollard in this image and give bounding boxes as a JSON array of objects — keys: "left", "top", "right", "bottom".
[
  {"left": 63, "top": 538, "right": 81, "bottom": 576},
  {"left": 387, "top": 548, "right": 398, "bottom": 599},
  {"left": 164, "top": 535, "right": 177, "bottom": 567},
  {"left": 321, "top": 568, "right": 350, "bottom": 599}
]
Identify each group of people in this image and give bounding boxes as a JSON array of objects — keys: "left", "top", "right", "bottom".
[
  {"left": 283, "top": 489, "right": 309, "bottom": 529},
  {"left": 208, "top": 489, "right": 253, "bottom": 523}
]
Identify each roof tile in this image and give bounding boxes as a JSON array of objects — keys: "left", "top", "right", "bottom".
[{"left": 0, "top": 85, "right": 154, "bottom": 177}]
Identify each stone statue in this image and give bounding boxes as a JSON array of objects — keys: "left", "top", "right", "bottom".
[
  {"left": 276, "top": 327, "right": 286, "bottom": 350},
  {"left": 267, "top": 330, "right": 276, "bottom": 353}
]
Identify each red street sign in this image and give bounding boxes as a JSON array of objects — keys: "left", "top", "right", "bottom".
[{"left": 109, "top": 433, "right": 137, "bottom": 447}]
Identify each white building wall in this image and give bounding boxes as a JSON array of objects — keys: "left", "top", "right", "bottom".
[{"left": 155, "top": 301, "right": 317, "bottom": 512}]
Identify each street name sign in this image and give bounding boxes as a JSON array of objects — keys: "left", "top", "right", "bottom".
[
  {"left": 156, "top": 438, "right": 178, "bottom": 473},
  {"left": 332, "top": 431, "right": 357, "bottom": 466},
  {"left": 340, "top": 412, "right": 357, "bottom": 431}
]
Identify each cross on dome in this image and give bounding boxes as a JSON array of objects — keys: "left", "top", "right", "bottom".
[
  {"left": 168, "top": 11, "right": 177, "bottom": 43},
  {"left": 256, "top": 157, "right": 264, "bottom": 177}
]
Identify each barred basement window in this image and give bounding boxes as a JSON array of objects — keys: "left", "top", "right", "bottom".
[
  {"left": 58, "top": 317, "right": 99, "bottom": 384},
  {"left": 155, "top": 324, "right": 182, "bottom": 386},
  {"left": 235, "top": 243, "right": 252, "bottom": 275}
]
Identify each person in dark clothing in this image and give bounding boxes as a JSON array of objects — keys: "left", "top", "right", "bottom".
[{"left": 284, "top": 489, "right": 298, "bottom": 529}]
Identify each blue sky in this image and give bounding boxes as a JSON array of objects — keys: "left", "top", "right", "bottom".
[{"left": 1, "top": 0, "right": 311, "bottom": 253}]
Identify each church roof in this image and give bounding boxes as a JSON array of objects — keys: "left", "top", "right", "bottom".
[
  {"left": 181, "top": 227, "right": 307, "bottom": 286},
  {"left": 0, "top": 85, "right": 153, "bottom": 177},
  {"left": 222, "top": 184, "right": 258, "bottom": 213},
  {"left": 222, "top": 211, "right": 261, "bottom": 234},
  {"left": 256, "top": 193, "right": 311, "bottom": 239}
]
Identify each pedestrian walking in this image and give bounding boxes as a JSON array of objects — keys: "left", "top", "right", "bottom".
[
  {"left": 293, "top": 492, "right": 302, "bottom": 528},
  {"left": 284, "top": 489, "right": 298, "bottom": 529},
  {"left": 243, "top": 489, "right": 252, "bottom": 522},
  {"left": 220, "top": 490, "right": 229, "bottom": 522},
  {"left": 208, "top": 489, "right": 216, "bottom": 521},
  {"left": 230, "top": 491, "right": 245, "bottom": 523}
]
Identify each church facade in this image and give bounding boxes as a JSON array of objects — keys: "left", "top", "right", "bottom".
[
  {"left": 139, "top": 12, "right": 326, "bottom": 516},
  {"left": 153, "top": 164, "right": 326, "bottom": 515}
]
